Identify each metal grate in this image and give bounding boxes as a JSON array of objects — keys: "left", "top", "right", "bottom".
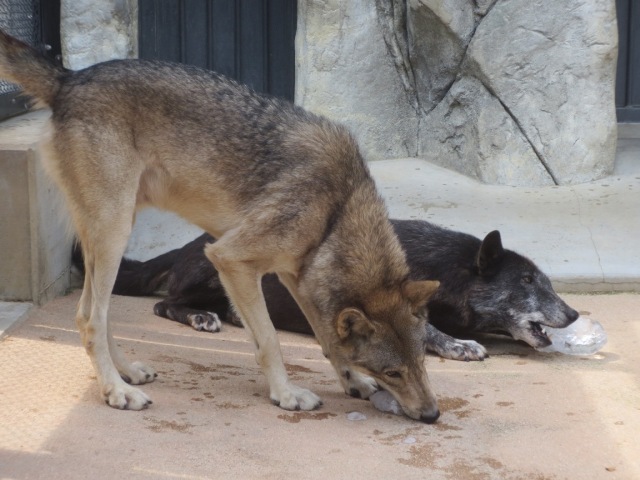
[
  {"left": 138, "top": 0, "right": 297, "bottom": 101},
  {"left": 0, "top": 0, "right": 41, "bottom": 95}
]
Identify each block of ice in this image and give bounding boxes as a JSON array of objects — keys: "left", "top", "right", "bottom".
[
  {"left": 370, "top": 390, "right": 403, "bottom": 415},
  {"left": 536, "top": 316, "right": 607, "bottom": 355},
  {"left": 346, "top": 411, "right": 367, "bottom": 421}
]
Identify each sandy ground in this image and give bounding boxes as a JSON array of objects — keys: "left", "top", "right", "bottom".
[{"left": 0, "top": 291, "right": 639, "bottom": 480}]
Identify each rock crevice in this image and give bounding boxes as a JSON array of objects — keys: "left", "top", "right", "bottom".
[{"left": 296, "top": 0, "right": 618, "bottom": 186}]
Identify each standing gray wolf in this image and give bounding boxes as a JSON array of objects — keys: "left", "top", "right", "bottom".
[
  {"left": 74, "top": 221, "right": 578, "bottom": 360},
  {"left": 0, "top": 31, "right": 441, "bottom": 421}
]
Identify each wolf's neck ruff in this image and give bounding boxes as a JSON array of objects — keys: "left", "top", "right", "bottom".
[{"left": 302, "top": 179, "right": 411, "bottom": 310}]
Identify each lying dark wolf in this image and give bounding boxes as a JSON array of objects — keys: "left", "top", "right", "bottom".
[
  {"left": 74, "top": 220, "right": 579, "bottom": 360},
  {"left": 0, "top": 31, "right": 441, "bottom": 421}
]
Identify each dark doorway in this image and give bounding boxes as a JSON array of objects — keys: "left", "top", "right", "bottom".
[
  {"left": 616, "top": 0, "right": 640, "bottom": 122},
  {"left": 138, "top": 0, "right": 297, "bottom": 101}
]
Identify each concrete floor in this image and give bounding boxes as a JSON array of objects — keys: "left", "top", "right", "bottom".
[
  {"left": 0, "top": 126, "right": 638, "bottom": 478},
  {"left": 0, "top": 291, "right": 638, "bottom": 479},
  {"left": 369, "top": 155, "right": 640, "bottom": 293}
]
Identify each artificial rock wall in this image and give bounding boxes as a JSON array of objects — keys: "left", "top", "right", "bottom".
[
  {"left": 60, "top": 0, "right": 137, "bottom": 70},
  {"left": 57, "top": 0, "right": 619, "bottom": 186},
  {"left": 296, "top": 0, "right": 619, "bottom": 186}
]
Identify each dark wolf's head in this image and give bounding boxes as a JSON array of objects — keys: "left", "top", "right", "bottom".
[
  {"left": 466, "top": 231, "right": 579, "bottom": 348},
  {"left": 332, "top": 280, "right": 441, "bottom": 422}
]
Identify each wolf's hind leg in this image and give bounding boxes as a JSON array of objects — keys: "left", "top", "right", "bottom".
[
  {"left": 107, "top": 319, "right": 158, "bottom": 385},
  {"left": 75, "top": 248, "right": 93, "bottom": 346},
  {"left": 205, "top": 242, "right": 321, "bottom": 411},
  {"left": 72, "top": 196, "right": 155, "bottom": 409},
  {"left": 80, "top": 232, "right": 154, "bottom": 408}
]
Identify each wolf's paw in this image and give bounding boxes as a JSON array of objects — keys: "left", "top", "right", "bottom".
[
  {"left": 342, "top": 369, "right": 378, "bottom": 399},
  {"left": 442, "top": 339, "right": 488, "bottom": 362},
  {"left": 120, "top": 361, "right": 157, "bottom": 385},
  {"left": 102, "top": 381, "right": 152, "bottom": 410},
  {"left": 270, "top": 383, "right": 322, "bottom": 411},
  {"left": 188, "top": 312, "right": 222, "bottom": 333}
]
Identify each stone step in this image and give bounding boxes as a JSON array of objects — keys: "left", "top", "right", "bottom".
[{"left": 0, "top": 110, "right": 72, "bottom": 304}]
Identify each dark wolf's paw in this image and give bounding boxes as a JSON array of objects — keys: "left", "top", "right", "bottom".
[
  {"left": 153, "top": 302, "right": 168, "bottom": 317},
  {"left": 188, "top": 312, "right": 222, "bottom": 332},
  {"left": 439, "top": 339, "right": 488, "bottom": 362},
  {"left": 425, "top": 324, "right": 488, "bottom": 361}
]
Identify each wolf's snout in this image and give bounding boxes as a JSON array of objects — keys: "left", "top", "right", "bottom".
[
  {"left": 567, "top": 308, "right": 579, "bottom": 323},
  {"left": 420, "top": 409, "right": 440, "bottom": 424},
  {"left": 555, "top": 306, "right": 580, "bottom": 329}
]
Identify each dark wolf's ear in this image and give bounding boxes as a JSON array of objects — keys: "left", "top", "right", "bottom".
[
  {"left": 402, "top": 280, "right": 440, "bottom": 312},
  {"left": 336, "top": 308, "right": 375, "bottom": 341},
  {"left": 477, "top": 230, "right": 505, "bottom": 276}
]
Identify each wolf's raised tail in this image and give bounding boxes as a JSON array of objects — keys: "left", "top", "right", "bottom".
[{"left": 0, "top": 29, "right": 66, "bottom": 107}]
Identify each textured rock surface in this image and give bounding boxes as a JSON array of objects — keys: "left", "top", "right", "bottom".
[
  {"left": 61, "top": 0, "right": 137, "bottom": 70},
  {"left": 296, "top": 0, "right": 419, "bottom": 161},
  {"left": 296, "top": 0, "right": 618, "bottom": 186},
  {"left": 419, "top": 76, "right": 554, "bottom": 186},
  {"left": 461, "top": 0, "right": 617, "bottom": 184}
]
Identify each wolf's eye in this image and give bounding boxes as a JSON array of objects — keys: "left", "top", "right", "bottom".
[
  {"left": 522, "top": 275, "right": 533, "bottom": 284},
  {"left": 385, "top": 370, "right": 402, "bottom": 378}
]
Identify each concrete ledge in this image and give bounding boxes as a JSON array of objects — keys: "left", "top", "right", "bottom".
[
  {"left": 617, "top": 122, "right": 640, "bottom": 139},
  {"left": 369, "top": 158, "right": 640, "bottom": 293},
  {"left": 0, "top": 301, "right": 32, "bottom": 339},
  {"left": 0, "top": 110, "right": 72, "bottom": 304}
]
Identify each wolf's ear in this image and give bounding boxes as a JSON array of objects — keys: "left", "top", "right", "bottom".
[
  {"left": 336, "top": 308, "right": 375, "bottom": 341},
  {"left": 477, "top": 230, "right": 505, "bottom": 276},
  {"left": 402, "top": 280, "right": 440, "bottom": 312}
]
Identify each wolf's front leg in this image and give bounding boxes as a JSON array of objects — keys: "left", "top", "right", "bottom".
[
  {"left": 206, "top": 244, "right": 321, "bottom": 411},
  {"left": 425, "top": 323, "right": 488, "bottom": 361},
  {"left": 275, "top": 272, "right": 379, "bottom": 400}
]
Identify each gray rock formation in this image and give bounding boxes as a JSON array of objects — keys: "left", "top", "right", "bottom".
[
  {"left": 296, "top": 0, "right": 420, "bottom": 160},
  {"left": 61, "top": 0, "right": 137, "bottom": 70},
  {"left": 296, "top": 0, "right": 618, "bottom": 186}
]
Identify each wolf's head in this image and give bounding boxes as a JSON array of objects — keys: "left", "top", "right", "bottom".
[
  {"left": 468, "top": 231, "right": 579, "bottom": 348},
  {"left": 332, "top": 280, "right": 441, "bottom": 422}
]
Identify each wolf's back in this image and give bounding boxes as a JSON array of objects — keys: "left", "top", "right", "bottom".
[{"left": 0, "top": 30, "right": 65, "bottom": 107}]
